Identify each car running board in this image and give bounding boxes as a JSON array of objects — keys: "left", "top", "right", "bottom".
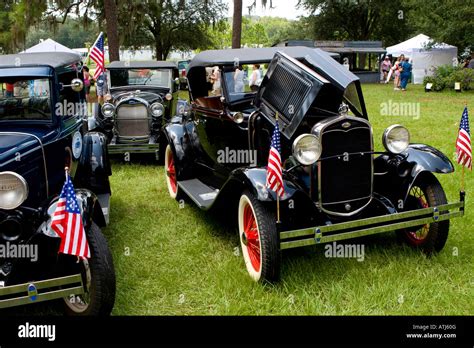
[
  {"left": 97, "top": 193, "right": 111, "bottom": 225},
  {"left": 178, "top": 179, "right": 219, "bottom": 210}
]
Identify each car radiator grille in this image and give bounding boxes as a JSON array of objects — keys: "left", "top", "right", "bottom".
[
  {"left": 116, "top": 104, "right": 150, "bottom": 138},
  {"left": 318, "top": 118, "right": 373, "bottom": 215}
]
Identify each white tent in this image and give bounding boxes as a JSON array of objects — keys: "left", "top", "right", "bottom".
[
  {"left": 386, "top": 34, "right": 458, "bottom": 84},
  {"left": 23, "top": 38, "right": 81, "bottom": 56}
]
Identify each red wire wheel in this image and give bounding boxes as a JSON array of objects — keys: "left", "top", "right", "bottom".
[
  {"left": 165, "top": 145, "right": 178, "bottom": 198},
  {"left": 405, "top": 186, "right": 430, "bottom": 245},
  {"left": 238, "top": 191, "right": 280, "bottom": 282},
  {"left": 399, "top": 175, "right": 450, "bottom": 254}
]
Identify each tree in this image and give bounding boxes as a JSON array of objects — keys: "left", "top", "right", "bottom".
[
  {"left": 231, "top": 0, "right": 271, "bottom": 48},
  {"left": 404, "top": 0, "right": 474, "bottom": 54},
  {"left": 119, "top": 0, "right": 226, "bottom": 60},
  {"left": 299, "top": 0, "right": 409, "bottom": 45},
  {"left": 103, "top": 0, "right": 120, "bottom": 61},
  {"left": 231, "top": 0, "right": 243, "bottom": 48}
]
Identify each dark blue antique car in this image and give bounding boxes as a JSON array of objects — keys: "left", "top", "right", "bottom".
[
  {"left": 0, "top": 52, "right": 115, "bottom": 314},
  {"left": 164, "top": 47, "right": 465, "bottom": 282}
]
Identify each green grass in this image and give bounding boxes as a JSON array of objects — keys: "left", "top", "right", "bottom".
[{"left": 105, "top": 84, "right": 474, "bottom": 315}]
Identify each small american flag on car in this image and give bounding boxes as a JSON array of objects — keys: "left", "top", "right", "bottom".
[
  {"left": 51, "top": 172, "right": 91, "bottom": 259},
  {"left": 456, "top": 106, "right": 471, "bottom": 170},
  {"left": 266, "top": 120, "right": 284, "bottom": 197},
  {"left": 90, "top": 32, "right": 105, "bottom": 80}
]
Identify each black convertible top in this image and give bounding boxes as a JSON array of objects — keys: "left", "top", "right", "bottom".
[
  {"left": 188, "top": 47, "right": 339, "bottom": 69},
  {"left": 0, "top": 52, "right": 81, "bottom": 69},
  {"left": 107, "top": 61, "right": 177, "bottom": 69}
]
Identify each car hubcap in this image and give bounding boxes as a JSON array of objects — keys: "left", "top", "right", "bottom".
[
  {"left": 406, "top": 186, "right": 430, "bottom": 244},
  {"left": 243, "top": 203, "right": 261, "bottom": 272}
]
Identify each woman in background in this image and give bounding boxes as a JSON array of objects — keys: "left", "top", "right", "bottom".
[
  {"left": 234, "top": 65, "right": 244, "bottom": 93},
  {"left": 392, "top": 54, "right": 404, "bottom": 90},
  {"left": 83, "top": 66, "right": 91, "bottom": 103},
  {"left": 399, "top": 57, "right": 412, "bottom": 91}
]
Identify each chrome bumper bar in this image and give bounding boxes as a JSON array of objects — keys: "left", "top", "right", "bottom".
[
  {"left": 108, "top": 143, "right": 159, "bottom": 155},
  {"left": 0, "top": 274, "right": 84, "bottom": 309},
  {"left": 279, "top": 196, "right": 465, "bottom": 250}
]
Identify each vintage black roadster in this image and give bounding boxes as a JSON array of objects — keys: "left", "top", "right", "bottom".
[
  {"left": 90, "top": 60, "right": 185, "bottom": 160},
  {"left": 0, "top": 52, "right": 115, "bottom": 314},
  {"left": 164, "top": 47, "right": 465, "bottom": 282}
]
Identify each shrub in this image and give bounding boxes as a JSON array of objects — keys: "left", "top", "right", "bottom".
[{"left": 422, "top": 64, "right": 474, "bottom": 91}]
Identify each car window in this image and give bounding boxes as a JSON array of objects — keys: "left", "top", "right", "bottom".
[
  {"left": 343, "top": 82, "right": 363, "bottom": 117},
  {"left": 0, "top": 78, "right": 51, "bottom": 121},
  {"left": 223, "top": 63, "right": 268, "bottom": 103},
  {"left": 110, "top": 68, "right": 172, "bottom": 89}
]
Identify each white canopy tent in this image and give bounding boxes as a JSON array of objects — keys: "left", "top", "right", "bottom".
[
  {"left": 386, "top": 34, "right": 458, "bottom": 84},
  {"left": 23, "top": 38, "right": 81, "bottom": 57}
]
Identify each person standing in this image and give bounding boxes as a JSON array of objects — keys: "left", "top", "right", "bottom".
[
  {"left": 249, "top": 64, "right": 261, "bottom": 91},
  {"left": 381, "top": 56, "right": 392, "bottom": 83},
  {"left": 210, "top": 66, "right": 221, "bottom": 96},
  {"left": 234, "top": 65, "right": 245, "bottom": 93},
  {"left": 95, "top": 72, "right": 108, "bottom": 104},
  {"left": 83, "top": 66, "right": 91, "bottom": 103},
  {"left": 392, "top": 54, "right": 404, "bottom": 90},
  {"left": 399, "top": 57, "right": 412, "bottom": 91}
]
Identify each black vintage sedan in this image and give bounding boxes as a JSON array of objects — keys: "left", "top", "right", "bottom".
[
  {"left": 90, "top": 60, "right": 186, "bottom": 160},
  {"left": 163, "top": 47, "right": 465, "bottom": 282}
]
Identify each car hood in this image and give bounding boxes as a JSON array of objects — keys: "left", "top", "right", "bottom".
[{"left": 0, "top": 132, "right": 43, "bottom": 169}]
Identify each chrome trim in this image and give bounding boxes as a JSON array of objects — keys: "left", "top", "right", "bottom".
[
  {"left": 0, "top": 132, "right": 49, "bottom": 197},
  {"left": 279, "top": 201, "right": 465, "bottom": 249},
  {"left": 116, "top": 96, "right": 150, "bottom": 109},
  {"left": 312, "top": 116, "right": 374, "bottom": 217}
]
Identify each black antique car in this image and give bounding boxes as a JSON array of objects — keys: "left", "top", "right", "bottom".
[
  {"left": 90, "top": 60, "right": 184, "bottom": 160},
  {"left": 0, "top": 52, "right": 115, "bottom": 314},
  {"left": 164, "top": 47, "right": 465, "bottom": 282}
]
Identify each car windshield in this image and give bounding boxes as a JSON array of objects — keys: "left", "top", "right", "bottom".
[
  {"left": 109, "top": 68, "right": 172, "bottom": 89},
  {"left": 223, "top": 63, "right": 268, "bottom": 103},
  {"left": 0, "top": 77, "right": 51, "bottom": 121},
  {"left": 343, "top": 82, "right": 363, "bottom": 117}
]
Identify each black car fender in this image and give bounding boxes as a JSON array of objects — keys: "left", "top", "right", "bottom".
[
  {"left": 374, "top": 143, "right": 454, "bottom": 206},
  {"left": 163, "top": 120, "right": 195, "bottom": 180},
  {"left": 75, "top": 188, "right": 107, "bottom": 228},
  {"left": 76, "top": 131, "right": 112, "bottom": 194}
]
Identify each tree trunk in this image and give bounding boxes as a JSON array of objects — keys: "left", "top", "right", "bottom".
[
  {"left": 232, "top": 0, "right": 243, "bottom": 48},
  {"left": 104, "top": 0, "right": 120, "bottom": 62}
]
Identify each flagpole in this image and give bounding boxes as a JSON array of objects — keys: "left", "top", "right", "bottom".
[{"left": 276, "top": 112, "right": 281, "bottom": 223}]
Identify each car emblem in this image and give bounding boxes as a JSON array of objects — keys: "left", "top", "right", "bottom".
[
  {"left": 72, "top": 131, "right": 83, "bottom": 159},
  {"left": 345, "top": 203, "right": 352, "bottom": 211},
  {"left": 28, "top": 283, "right": 38, "bottom": 302},
  {"left": 342, "top": 122, "right": 351, "bottom": 129}
]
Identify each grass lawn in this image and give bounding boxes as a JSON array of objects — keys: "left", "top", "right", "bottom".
[{"left": 104, "top": 83, "right": 473, "bottom": 315}]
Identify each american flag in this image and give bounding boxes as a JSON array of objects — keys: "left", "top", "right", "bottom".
[
  {"left": 266, "top": 121, "right": 284, "bottom": 197},
  {"left": 51, "top": 173, "right": 91, "bottom": 259},
  {"left": 90, "top": 32, "right": 105, "bottom": 80},
  {"left": 456, "top": 106, "right": 471, "bottom": 170}
]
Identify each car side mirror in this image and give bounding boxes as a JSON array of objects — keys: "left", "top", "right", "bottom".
[{"left": 61, "top": 78, "right": 84, "bottom": 92}]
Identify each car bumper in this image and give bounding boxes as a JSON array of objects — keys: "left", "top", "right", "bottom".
[
  {"left": 0, "top": 274, "right": 84, "bottom": 309},
  {"left": 108, "top": 143, "right": 160, "bottom": 155},
  {"left": 279, "top": 194, "right": 465, "bottom": 250}
]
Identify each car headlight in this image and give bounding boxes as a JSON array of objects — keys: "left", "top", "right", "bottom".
[
  {"left": 382, "top": 124, "right": 410, "bottom": 154},
  {"left": 150, "top": 102, "right": 164, "bottom": 118},
  {"left": 0, "top": 172, "right": 29, "bottom": 210},
  {"left": 292, "top": 134, "right": 322, "bottom": 165},
  {"left": 101, "top": 103, "right": 115, "bottom": 118}
]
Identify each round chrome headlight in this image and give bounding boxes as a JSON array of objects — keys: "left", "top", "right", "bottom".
[
  {"left": 101, "top": 103, "right": 115, "bottom": 118},
  {"left": 382, "top": 124, "right": 410, "bottom": 154},
  {"left": 150, "top": 102, "right": 164, "bottom": 117},
  {"left": 0, "top": 172, "right": 29, "bottom": 210},
  {"left": 292, "top": 134, "right": 322, "bottom": 165},
  {"left": 165, "top": 93, "right": 173, "bottom": 101}
]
